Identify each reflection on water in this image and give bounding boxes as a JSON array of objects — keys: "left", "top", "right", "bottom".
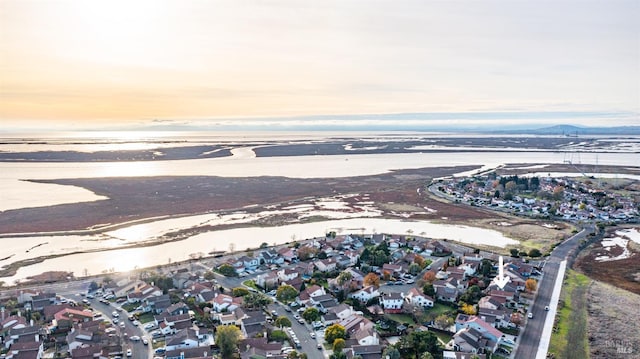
[{"left": 1, "top": 218, "right": 518, "bottom": 284}]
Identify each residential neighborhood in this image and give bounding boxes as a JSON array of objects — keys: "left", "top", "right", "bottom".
[
  {"left": 434, "top": 174, "right": 638, "bottom": 223},
  {"left": 0, "top": 230, "right": 547, "bottom": 359}
]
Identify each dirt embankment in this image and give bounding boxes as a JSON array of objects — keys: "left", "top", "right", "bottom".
[{"left": 587, "top": 280, "right": 640, "bottom": 358}]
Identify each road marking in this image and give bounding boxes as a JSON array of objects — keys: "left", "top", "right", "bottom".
[{"left": 536, "top": 259, "right": 566, "bottom": 359}]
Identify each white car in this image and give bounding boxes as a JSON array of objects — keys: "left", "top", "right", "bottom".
[
  {"left": 129, "top": 335, "right": 141, "bottom": 341},
  {"left": 144, "top": 323, "right": 156, "bottom": 330},
  {"left": 126, "top": 349, "right": 132, "bottom": 357},
  {"left": 142, "top": 337, "right": 149, "bottom": 345},
  {"left": 527, "top": 312, "right": 533, "bottom": 319}
]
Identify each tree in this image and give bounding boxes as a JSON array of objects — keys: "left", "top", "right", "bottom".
[
  {"left": 243, "top": 292, "right": 271, "bottom": 309},
  {"left": 88, "top": 281, "right": 99, "bottom": 292},
  {"left": 203, "top": 271, "right": 216, "bottom": 280},
  {"left": 459, "top": 285, "right": 482, "bottom": 304},
  {"left": 302, "top": 307, "right": 320, "bottom": 322},
  {"left": 423, "top": 271, "right": 436, "bottom": 283},
  {"left": 216, "top": 325, "right": 241, "bottom": 358},
  {"left": 398, "top": 331, "right": 439, "bottom": 359},
  {"left": 434, "top": 314, "right": 453, "bottom": 330},
  {"left": 420, "top": 353, "right": 434, "bottom": 359},
  {"left": 422, "top": 283, "right": 435, "bottom": 297},
  {"left": 525, "top": 278, "right": 538, "bottom": 292},
  {"left": 317, "top": 251, "right": 328, "bottom": 259},
  {"left": 408, "top": 263, "right": 421, "bottom": 275},
  {"left": 509, "top": 248, "right": 519, "bottom": 258},
  {"left": 382, "top": 347, "right": 401, "bottom": 359},
  {"left": 363, "top": 272, "right": 380, "bottom": 287},
  {"left": 232, "top": 287, "right": 249, "bottom": 297},
  {"left": 382, "top": 270, "right": 391, "bottom": 281},
  {"left": 553, "top": 185, "right": 565, "bottom": 200},
  {"left": 333, "top": 338, "right": 346, "bottom": 353},
  {"left": 297, "top": 246, "right": 318, "bottom": 261},
  {"left": 337, "top": 271, "right": 353, "bottom": 287},
  {"left": 528, "top": 248, "right": 542, "bottom": 257},
  {"left": 275, "top": 316, "right": 292, "bottom": 328},
  {"left": 218, "top": 264, "right": 237, "bottom": 277},
  {"left": 460, "top": 303, "right": 476, "bottom": 315},
  {"left": 260, "top": 242, "right": 269, "bottom": 249},
  {"left": 324, "top": 324, "right": 347, "bottom": 345},
  {"left": 270, "top": 329, "right": 288, "bottom": 342},
  {"left": 276, "top": 284, "right": 299, "bottom": 303}
]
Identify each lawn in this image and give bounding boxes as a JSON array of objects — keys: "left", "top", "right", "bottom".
[
  {"left": 385, "top": 313, "right": 415, "bottom": 325},
  {"left": 549, "top": 269, "right": 590, "bottom": 359},
  {"left": 432, "top": 331, "right": 452, "bottom": 345},
  {"left": 242, "top": 279, "right": 259, "bottom": 290},
  {"left": 121, "top": 303, "right": 138, "bottom": 312},
  {"left": 427, "top": 303, "right": 456, "bottom": 317},
  {"left": 137, "top": 312, "right": 155, "bottom": 324}
]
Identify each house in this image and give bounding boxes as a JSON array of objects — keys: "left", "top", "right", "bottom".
[
  {"left": 239, "top": 256, "right": 259, "bottom": 271},
  {"left": 349, "top": 286, "right": 380, "bottom": 303},
  {"left": 1, "top": 315, "right": 28, "bottom": 331},
  {"left": 260, "top": 249, "right": 284, "bottom": 265},
  {"left": 353, "top": 325, "right": 379, "bottom": 346},
  {"left": 211, "top": 293, "right": 241, "bottom": 313},
  {"left": 165, "top": 302, "right": 190, "bottom": 316},
  {"left": 380, "top": 293, "right": 403, "bottom": 313},
  {"left": 5, "top": 340, "right": 43, "bottom": 359},
  {"left": 3, "top": 326, "right": 41, "bottom": 350},
  {"left": 277, "top": 247, "right": 297, "bottom": 262},
  {"left": 240, "top": 311, "right": 267, "bottom": 338},
  {"left": 455, "top": 315, "right": 505, "bottom": 345},
  {"left": 404, "top": 288, "right": 434, "bottom": 308},
  {"left": 213, "top": 308, "right": 246, "bottom": 326},
  {"left": 315, "top": 258, "right": 337, "bottom": 272},
  {"left": 328, "top": 304, "right": 354, "bottom": 321},
  {"left": 255, "top": 271, "right": 279, "bottom": 290},
  {"left": 240, "top": 338, "right": 283, "bottom": 359},
  {"left": 298, "top": 285, "right": 326, "bottom": 305},
  {"left": 453, "top": 327, "right": 498, "bottom": 354},
  {"left": 144, "top": 294, "right": 172, "bottom": 314},
  {"left": 277, "top": 268, "right": 299, "bottom": 282},
  {"left": 478, "top": 296, "right": 503, "bottom": 311},
  {"left": 165, "top": 346, "right": 211, "bottom": 359},
  {"left": 434, "top": 286, "right": 458, "bottom": 303},
  {"left": 310, "top": 294, "right": 339, "bottom": 313},
  {"left": 53, "top": 308, "right": 94, "bottom": 330},
  {"left": 165, "top": 328, "right": 204, "bottom": 351}
]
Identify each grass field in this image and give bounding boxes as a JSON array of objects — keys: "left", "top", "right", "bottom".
[{"left": 549, "top": 269, "right": 591, "bottom": 359}]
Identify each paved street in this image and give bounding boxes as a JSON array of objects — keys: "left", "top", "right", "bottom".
[
  {"left": 513, "top": 225, "right": 594, "bottom": 359},
  {"left": 267, "top": 301, "right": 325, "bottom": 359}
]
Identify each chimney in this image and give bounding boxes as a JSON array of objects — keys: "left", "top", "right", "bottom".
[{"left": 359, "top": 322, "right": 364, "bottom": 330}]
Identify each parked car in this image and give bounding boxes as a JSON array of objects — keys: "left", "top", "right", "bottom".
[
  {"left": 126, "top": 349, "right": 132, "bottom": 357},
  {"left": 527, "top": 312, "right": 533, "bottom": 319},
  {"left": 130, "top": 335, "right": 141, "bottom": 342}
]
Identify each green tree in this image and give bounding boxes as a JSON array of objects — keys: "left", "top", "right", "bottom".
[
  {"left": 324, "top": 324, "right": 347, "bottom": 345},
  {"left": 216, "top": 325, "right": 241, "bottom": 358},
  {"left": 260, "top": 242, "right": 269, "bottom": 249},
  {"left": 270, "top": 329, "right": 288, "bottom": 342},
  {"left": 88, "top": 281, "right": 99, "bottom": 292},
  {"left": 232, "top": 287, "right": 249, "bottom": 297},
  {"left": 398, "top": 330, "right": 440, "bottom": 358},
  {"left": 382, "top": 347, "right": 401, "bottom": 359},
  {"left": 337, "top": 271, "right": 353, "bottom": 287},
  {"left": 434, "top": 314, "right": 453, "bottom": 330},
  {"left": 302, "top": 307, "right": 320, "bottom": 322},
  {"left": 333, "top": 338, "right": 346, "bottom": 353},
  {"left": 509, "top": 248, "right": 519, "bottom": 258},
  {"left": 420, "top": 353, "right": 434, "bottom": 359},
  {"left": 276, "top": 284, "right": 299, "bottom": 303},
  {"left": 218, "top": 264, "right": 237, "bottom": 277},
  {"left": 422, "top": 283, "right": 435, "bottom": 297},
  {"left": 528, "top": 248, "right": 542, "bottom": 257},
  {"left": 408, "top": 263, "right": 421, "bottom": 275},
  {"left": 243, "top": 292, "right": 271, "bottom": 309},
  {"left": 203, "top": 271, "right": 215, "bottom": 281},
  {"left": 275, "top": 316, "right": 292, "bottom": 328}
]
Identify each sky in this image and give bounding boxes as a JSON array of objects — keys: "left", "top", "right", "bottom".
[{"left": 1, "top": 0, "right": 639, "bottom": 131}]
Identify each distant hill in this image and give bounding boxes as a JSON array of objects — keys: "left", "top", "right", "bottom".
[{"left": 500, "top": 124, "right": 640, "bottom": 136}]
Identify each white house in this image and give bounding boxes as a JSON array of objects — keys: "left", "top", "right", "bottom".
[
  {"left": 349, "top": 286, "right": 380, "bottom": 303},
  {"left": 277, "top": 268, "right": 298, "bottom": 282},
  {"left": 380, "top": 293, "right": 403, "bottom": 312},
  {"left": 404, "top": 288, "right": 434, "bottom": 308},
  {"left": 212, "top": 293, "right": 240, "bottom": 313}
]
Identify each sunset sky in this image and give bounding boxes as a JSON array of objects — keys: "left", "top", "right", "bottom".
[{"left": 1, "top": 0, "right": 638, "bottom": 130}]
